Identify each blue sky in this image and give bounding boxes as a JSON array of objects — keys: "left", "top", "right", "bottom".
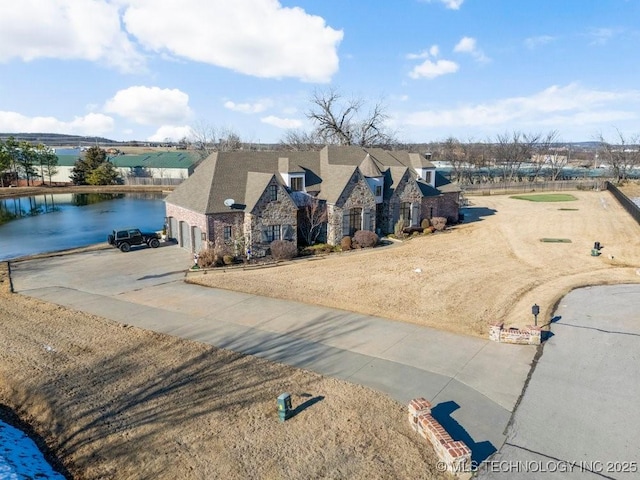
[{"left": 1, "top": 0, "right": 639, "bottom": 144}]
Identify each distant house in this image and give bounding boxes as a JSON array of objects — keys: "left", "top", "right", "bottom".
[
  {"left": 164, "top": 145, "right": 460, "bottom": 254},
  {"left": 45, "top": 151, "right": 197, "bottom": 184}
]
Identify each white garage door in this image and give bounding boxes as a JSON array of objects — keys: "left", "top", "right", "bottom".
[{"left": 179, "top": 221, "right": 190, "bottom": 249}]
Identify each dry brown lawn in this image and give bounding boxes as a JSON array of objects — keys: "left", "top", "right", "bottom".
[
  {"left": 191, "top": 190, "right": 640, "bottom": 337},
  {"left": 0, "top": 263, "right": 445, "bottom": 480}
]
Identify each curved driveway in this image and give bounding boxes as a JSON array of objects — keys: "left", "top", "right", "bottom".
[{"left": 11, "top": 245, "right": 537, "bottom": 464}]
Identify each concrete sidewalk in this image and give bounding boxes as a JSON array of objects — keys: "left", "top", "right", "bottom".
[{"left": 10, "top": 246, "right": 537, "bottom": 463}]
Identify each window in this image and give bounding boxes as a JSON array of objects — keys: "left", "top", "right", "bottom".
[
  {"left": 424, "top": 171, "right": 432, "bottom": 183},
  {"left": 264, "top": 225, "right": 281, "bottom": 242},
  {"left": 268, "top": 184, "right": 278, "bottom": 201},
  {"left": 375, "top": 185, "right": 382, "bottom": 197},
  {"left": 400, "top": 202, "right": 411, "bottom": 224},
  {"left": 290, "top": 176, "right": 304, "bottom": 192},
  {"left": 349, "top": 207, "right": 362, "bottom": 236},
  {"left": 223, "top": 226, "right": 232, "bottom": 242}
]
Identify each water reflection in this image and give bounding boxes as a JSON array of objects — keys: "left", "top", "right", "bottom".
[{"left": 0, "top": 193, "right": 166, "bottom": 260}]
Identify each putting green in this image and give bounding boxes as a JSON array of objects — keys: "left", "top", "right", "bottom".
[
  {"left": 540, "top": 238, "right": 572, "bottom": 243},
  {"left": 511, "top": 194, "right": 578, "bottom": 202}
]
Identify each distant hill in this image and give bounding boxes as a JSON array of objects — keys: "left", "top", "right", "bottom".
[{"left": 0, "top": 133, "right": 122, "bottom": 147}]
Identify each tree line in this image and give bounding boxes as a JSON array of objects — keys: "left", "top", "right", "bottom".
[{"left": 0, "top": 136, "right": 58, "bottom": 187}]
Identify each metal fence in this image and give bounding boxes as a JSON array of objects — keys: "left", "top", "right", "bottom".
[
  {"left": 605, "top": 182, "right": 640, "bottom": 225},
  {"left": 463, "top": 179, "right": 605, "bottom": 195}
]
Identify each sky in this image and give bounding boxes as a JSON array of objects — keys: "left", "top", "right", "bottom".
[{"left": 1, "top": 0, "right": 639, "bottom": 145}]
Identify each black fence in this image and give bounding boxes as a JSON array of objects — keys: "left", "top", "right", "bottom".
[
  {"left": 605, "top": 182, "right": 640, "bottom": 225},
  {"left": 463, "top": 179, "right": 604, "bottom": 195}
]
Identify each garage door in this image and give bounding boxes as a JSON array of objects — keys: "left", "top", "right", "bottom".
[
  {"left": 193, "top": 226, "right": 203, "bottom": 253},
  {"left": 179, "top": 221, "right": 190, "bottom": 249},
  {"left": 168, "top": 217, "right": 178, "bottom": 240}
]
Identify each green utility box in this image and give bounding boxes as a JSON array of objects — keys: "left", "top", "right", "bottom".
[
  {"left": 591, "top": 249, "right": 601, "bottom": 256},
  {"left": 277, "top": 393, "right": 292, "bottom": 422}
]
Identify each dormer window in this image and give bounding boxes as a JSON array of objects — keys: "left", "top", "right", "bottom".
[
  {"left": 290, "top": 176, "right": 304, "bottom": 192},
  {"left": 424, "top": 171, "right": 432, "bottom": 184}
]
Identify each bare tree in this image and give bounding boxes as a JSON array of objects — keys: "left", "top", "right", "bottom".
[
  {"left": 493, "top": 131, "right": 541, "bottom": 182},
  {"left": 279, "top": 129, "right": 324, "bottom": 151},
  {"left": 189, "top": 121, "right": 219, "bottom": 161},
  {"left": 596, "top": 129, "right": 640, "bottom": 183},
  {"left": 189, "top": 122, "right": 243, "bottom": 161},
  {"left": 306, "top": 88, "right": 397, "bottom": 147},
  {"left": 292, "top": 192, "right": 327, "bottom": 245},
  {"left": 532, "top": 130, "right": 566, "bottom": 181}
]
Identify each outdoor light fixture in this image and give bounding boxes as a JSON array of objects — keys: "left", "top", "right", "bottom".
[{"left": 532, "top": 304, "right": 540, "bottom": 326}]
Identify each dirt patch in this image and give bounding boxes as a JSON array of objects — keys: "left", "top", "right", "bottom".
[
  {"left": 0, "top": 263, "right": 445, "bottom": 480},
  {"left": 190, "top": 191, "right": 640, "bottom": 337}
]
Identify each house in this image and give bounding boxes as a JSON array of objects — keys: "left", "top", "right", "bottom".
[{"left": 164, "top": 145, "right": 460, "bottom": 254}]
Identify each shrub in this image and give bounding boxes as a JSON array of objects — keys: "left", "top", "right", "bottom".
[
  {"left": 423, "top": 226, "right": 435, "bottom": 234},
  {"left": 394, "top": 218, "right": 406, "bottom": 236},
  {"left": 270, "top": 240, "right": 298, "bottom": 261},
  {"left": 420, "top": 218, "right": 430, "bottom": 229},
  {"left": 431, "top": 217, "right": 447, "bottom": 231},
  {"left": 341, "top": 236, "right": 352, "bottom": 251},
  {"left": 197, "top": 248, "right": 223, "bottom": 268},
  {"left": 354, "top": 230, "right": 379, "bottom": 248},
  {"left": 223, "top": 255, "right": 235, "bottom": 265}
]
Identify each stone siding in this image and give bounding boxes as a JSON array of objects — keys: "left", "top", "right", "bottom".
[
  {"left": 248, "top": 178, "right": 298, "bottom": 256},
  {"left": 209, "top": 212, "right": 245, "bottom": 254},
  {"left": 327, "top": 170, "right": 376, "bottom": 245}
]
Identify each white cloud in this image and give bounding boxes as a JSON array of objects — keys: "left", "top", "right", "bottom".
[
  {"left": 224, "top": 99, "right": 273, "bottom": 114},
  {"left": 420, "top": 0, "right": 464, "bottom": 10},
  {"left": 524, "top": 35, "right": 556, "bottom": 50},
  {"left": 147, "top": 125, "right": 193, "bottom": 142},
  {"left": 122, "top": 0, "right": 342, "bottom": 82},
  {"left": 401, "top": 83, "right": 640, "bottom": 131},
  {"left": 409, "top": 59, "right": 459, "bottom": 79},
  {"left": 453, "top": 37, "right": 489, "bottom": 63},
  {"left": 0, "top": 111, "right": 114, "bottom": 135},
  {"left": 104, "top": 86, "right": 192, "bottom": 125},
  {"left": 0, "top": 0, "right": 145, "bottom": 73},
  {"left": 260, "top": 116, "right": 303, "bottom": 129}
]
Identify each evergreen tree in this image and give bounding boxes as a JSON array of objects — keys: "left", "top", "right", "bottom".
[{"left": 70, "top": 146, "right": 121, "bottom": 185}]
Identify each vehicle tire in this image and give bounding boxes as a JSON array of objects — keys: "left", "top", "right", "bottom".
[
  {"left": 119, "top": 242, "right": 131, "bottom": 252},
  {"left": 149, "top": 238, "right": 160, "bottom": 248}
]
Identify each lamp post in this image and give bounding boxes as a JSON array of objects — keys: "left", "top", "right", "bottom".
[{"left": 532, "top": 304, "right": 540, "bottom": 326}]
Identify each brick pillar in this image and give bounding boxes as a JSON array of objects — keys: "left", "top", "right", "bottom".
[
  {"left": 528, "top": 325, "right": 542, "bottom": 345},
  {"left": 489, "top": 321, "right": 503, "bottom": 342},
  {"left": 408, "top": 398, "right": 432, "bottom": 432}
]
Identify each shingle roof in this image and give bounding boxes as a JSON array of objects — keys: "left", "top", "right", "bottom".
[{"left": 165, "top": 146, "right": 455, "bottom": 213}]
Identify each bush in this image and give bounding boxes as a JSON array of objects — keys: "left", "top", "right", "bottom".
[
  {"left": 423, "top": 226, "right": 435, "bottom": 234},
  {"left": 394, "top": 218, "right": 406, "bottom": 236},
  {"left": 420, "top": 218, "right": 430, "bottom": 229},
  {"left": 431, "top": 217, "right": 447, "bottom": 231},
  {"left": 341, "top": 236, "right": 352, "bottom": 251},
  {"left": 270, "top": 240, "right": 298, "bottom": 261},
  {"left": 353, "top": 230, "right": 378, "bottom": 248},
  {"left": 223, "top": 255, "right": 235, "bottom": 265},
  {"left": 197, "top": 248, "right": 223, "bottom": 268}
]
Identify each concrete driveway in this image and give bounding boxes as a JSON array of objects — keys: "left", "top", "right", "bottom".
[
  {"left": 477, "top": 284, "right": 640, "bottom": 479},
  {"left": 11, "top": 245, "right": 537, "bottom": 465}
]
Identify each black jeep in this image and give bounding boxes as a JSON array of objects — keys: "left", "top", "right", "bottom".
[{"left": 107, "top": 228, "right": 160, "bottom": 252}]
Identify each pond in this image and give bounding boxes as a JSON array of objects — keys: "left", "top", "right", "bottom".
[
  {"left": 0, "top": 419, "right": 65, "bottom": 479},
  {"left": 0, "top": 192, "right": 166, "bottom": 261}
]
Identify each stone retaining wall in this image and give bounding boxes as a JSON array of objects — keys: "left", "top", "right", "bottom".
[
  {"left": 408, "top": 398, "right": 471, "bottom": 476},
  {"left": 488, "top": 321, "right": 541, "bottom": 345}
]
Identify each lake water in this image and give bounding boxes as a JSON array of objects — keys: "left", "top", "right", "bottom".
[
  {"left": 0, "top": 420, "right": 65, "bottom": 479},
  {"left": 0, "top": 193, "right": 166, "bottom": 261}
]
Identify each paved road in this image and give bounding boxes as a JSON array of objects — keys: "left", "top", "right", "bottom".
[
  {"left": 477, "top": 284, "right": 640, "bottom": 479},
  {"left": 10, "top": 245, "right": 536, "bottom": 464}
]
